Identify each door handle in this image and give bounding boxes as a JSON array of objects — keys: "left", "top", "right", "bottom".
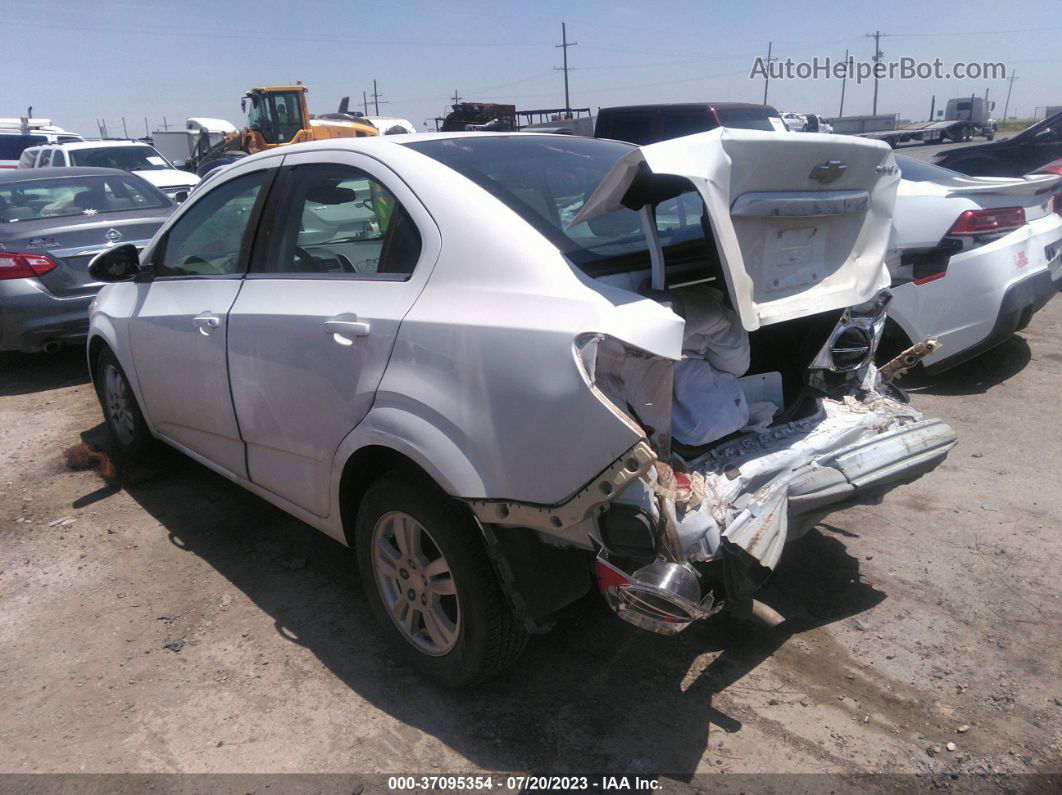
[
  {"left": 193, "top": 312, "right": 221, "bottom": 335},
  {"left": 324, "top": 317, "right": 371, "bottom": 343}
]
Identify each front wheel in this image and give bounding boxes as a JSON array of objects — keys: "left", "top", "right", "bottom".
[
  {"left": 355, "top": 472, "right": 527, "bottom": 686},
  {"left": 94, "top": 347, "right": 153, "bottom": 459}
]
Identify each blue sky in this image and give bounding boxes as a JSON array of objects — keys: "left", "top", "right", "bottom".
[{"left": 5, "top": 0, "right": 1060, "bottom": 136}]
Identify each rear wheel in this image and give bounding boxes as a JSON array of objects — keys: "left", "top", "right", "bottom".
[
  {"left": 94, "top": 347, "right": 153, "bottom": 460},
  {"left": 354, "top": 471, "right": 527, "bottom": 686}
]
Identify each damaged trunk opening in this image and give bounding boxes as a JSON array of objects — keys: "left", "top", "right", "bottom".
[{"left": 590, "top": 288, "right": 955, "bottom": 635}]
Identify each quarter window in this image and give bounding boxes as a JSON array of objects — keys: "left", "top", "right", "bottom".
[
  {"left": 258, "top": 163, "right": 421, "bottom": 277},
  {"left": 156, "top": 170, "right": 267, "bottom": 277}
]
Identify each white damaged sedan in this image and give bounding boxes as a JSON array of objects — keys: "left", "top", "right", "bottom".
[{"left": 86, "top": 130, "right": 956, "bottom": 685}]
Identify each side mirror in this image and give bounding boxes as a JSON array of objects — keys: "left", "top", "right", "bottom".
[
  {"left": 173, "top": 159, "right": 186, "bottom": 169},
  {"left": 173, "top": 190, "right": 189, "bottom": 203},
  {"left": 88, "top": 243, "right": 140, "bottom": 282}
]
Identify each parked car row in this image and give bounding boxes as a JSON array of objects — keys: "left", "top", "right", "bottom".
[{"left": 17, "top": 139, "right": 200, "bottom": 201}]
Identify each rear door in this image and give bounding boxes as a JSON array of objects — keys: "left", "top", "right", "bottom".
[
  {"left": 571, "top": 128, "right": 898, "bottom": 330},
  {"left": 225, "top": 149, "right": 440, "bottom": 517},
  {"left": 128, "top": 160, "right": 276, "bottom": 477}
]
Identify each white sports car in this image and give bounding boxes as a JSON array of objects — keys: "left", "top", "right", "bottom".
[
  {"left": 86, "top": 131, "right": 956, "bottom": 685},
  {"left": 884, "top": 155, "right": 1061, "bottom": 373}
]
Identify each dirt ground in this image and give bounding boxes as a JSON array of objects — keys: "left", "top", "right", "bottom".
[{"left": 1, "top": 300, "right": 1061, "bottom": 790}]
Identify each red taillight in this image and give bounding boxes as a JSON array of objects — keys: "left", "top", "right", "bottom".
[
  {"left": 913, "top": 271, "right": 947, "bottom": 286},
  {"left": 0, "top": 252, "right": 59, "bottom": 280},
  {"left": 947, "top": 207, "right": 1025, "bottom": 236}
]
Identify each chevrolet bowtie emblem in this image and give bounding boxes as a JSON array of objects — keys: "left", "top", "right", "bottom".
[{"left": 809, "top": 160, "right": 847, "bottom": 183}]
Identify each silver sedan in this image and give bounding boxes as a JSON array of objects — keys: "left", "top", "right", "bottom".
[{"left": 0, "top": 167, "right": 174, "bottom": 353}]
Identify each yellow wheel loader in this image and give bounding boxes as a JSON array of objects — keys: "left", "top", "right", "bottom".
[{"left": 190, "top": 85, "right": 377, "bottom": 177}]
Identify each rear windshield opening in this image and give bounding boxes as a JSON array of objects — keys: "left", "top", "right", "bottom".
[
  {"left": 404, "top": 135, "right": 719, "bottom": 283},
  {"left": 0, "top": 174, "right": 170, "bottom": 222}
]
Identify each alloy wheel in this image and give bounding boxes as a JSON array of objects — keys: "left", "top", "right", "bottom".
[{"left": 372, "top": 511, "right": 461, "bottom": 656}]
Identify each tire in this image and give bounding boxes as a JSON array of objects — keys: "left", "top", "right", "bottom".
[
  {"left": 94, "top": 347, "right": 154, "bottom": 460},
  {"left": 355, "top": 471, "right": 528, "bottom": 686}
]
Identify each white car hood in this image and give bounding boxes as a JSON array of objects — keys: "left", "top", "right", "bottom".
[
  {"left": 572, "top": 128, "right": 899, "bottom": 330},
  {"left": 132, "top": 168, "right": 200, "bottom": 188}
]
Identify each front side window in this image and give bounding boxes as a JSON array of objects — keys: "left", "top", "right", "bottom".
[
  {"left": 70, "top": 145, "right": 171, "bottom": 171},
  {"left": 257, "top": 163, "right": 421, "bottom": 277},
  {"left": 156, "top": 171, "right": 267, "bottom": 277}
]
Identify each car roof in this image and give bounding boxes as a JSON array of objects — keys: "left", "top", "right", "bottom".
[
  {"left": 0, "top": 166, "right": 135, "bottom": 184},
  {"left": 598, "top": 102, "right": 776, "bottom": 113},
  {"left": 40, "top": 139, "right": 153, "bottom": 150}
]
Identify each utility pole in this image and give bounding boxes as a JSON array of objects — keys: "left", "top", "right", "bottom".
[
  {"left": 839, "top": 48, "right": 849, "bottom": 117},
  {"left": 555, "top": 22, "right": 577, "bottom": 116},
  {"left": 363, "top": 92, "right": 369, "bottom": 115},
  {"left": 1002, "top": 70, "right": 1019, "bottom": 119},
  {"left": 122, "top": 117, "right": 128, "bottom": 138},
  {"left": 369, "top": 80, "right": 388, "bottom": 116},
  {"left": 762, "top": 41, "right": 774, "bottom": 106},
  {"left": 929, "top": 95, "right": 935, "bottom": 121},
  {"left": 1003, "top": 71, "right": 1018, "bottom": 120},
  {"left": 161, "top": 116, "right": 171, "bottom": 130},
  {"left": 144, "top": 117, "right": 149, "bottom": 137},
  {"left": 865, "top": 30, "right": 884, "bottom": 115},
  {"left": 451, "top": 90, "right": 462, "bottom": 106}
]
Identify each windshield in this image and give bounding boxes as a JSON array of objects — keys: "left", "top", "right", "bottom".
[
  {"left": 0, "top": 174, "right": 170, "bottom": 222},
  {"left": 247, "top": 91, "right": 304, "bottom": 144},
  {"left": 70, "top": 145, "right": 172, "bottom": 171},
  {"left": 716, "top": 108, "right": 779, "bottom": 131},
  {"left": 405, "top": 136, "right": 706, "bottom": 275}
]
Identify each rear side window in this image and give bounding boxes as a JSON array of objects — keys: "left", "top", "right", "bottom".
[
  {"left": 156, "top": 171, "right": 267, "bottom": 277},
  {"left": 0, "top": 135, "right": 46, "bottom": 160},
  {"left": 51, "top": 150, "right": 66, "bottom": 167},
  {"left": 660, "top": 111, "right": 715, "bottom": 139},
  {"left": 597, "top": 113, "right": 655, "bottom": 145},
  {"left": 38, "top": 149, "right": 53, "bottom": 167},
  {"left": 256, "top": 162, "right": 421, "bottom": 277}
]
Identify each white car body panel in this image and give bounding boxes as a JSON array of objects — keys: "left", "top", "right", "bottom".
[
  {"left": 226, "top": 148, "right": 442, "bottom": 517},
  {"left": 887, "top": 161, "right": 1061, "bottom": 369},
  {"left": 572, "top": 129, "right": 897, "bottom": 330}
]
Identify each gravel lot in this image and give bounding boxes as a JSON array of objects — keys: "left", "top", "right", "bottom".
[{"left": 1, "top": 297, "right": 1060, "bottom": 788}]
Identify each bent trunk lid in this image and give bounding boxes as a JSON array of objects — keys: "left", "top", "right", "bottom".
[{"left": 572, "top": 129, "right": 899, "bottom": 330}]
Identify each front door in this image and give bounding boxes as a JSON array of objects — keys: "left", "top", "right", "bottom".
[
  {"left": 226, "top": 151, "right": 439, "bottom": 516},
  {"left": 129, "top": 167, "right": 272, "bottom": 477}
]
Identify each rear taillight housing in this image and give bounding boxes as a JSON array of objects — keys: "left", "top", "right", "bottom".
[
  {"left": 0, "top": 252, "right": 59, "bottom": 280},
  {"left": 947, "top": 207, "right": 1025, "bottom": 236}
]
